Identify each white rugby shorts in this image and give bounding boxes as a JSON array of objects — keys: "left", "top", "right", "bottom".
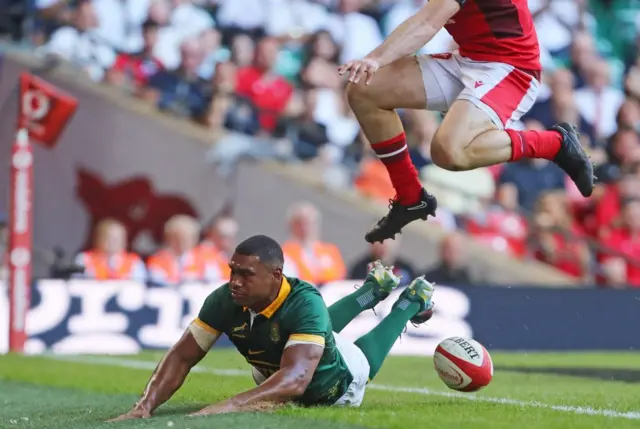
[
  {"left": 332, "top": 331, "right": 370, "bottom": 407},
  {"left": 416, "top": 52, "right": 540, "bottom": 129}
]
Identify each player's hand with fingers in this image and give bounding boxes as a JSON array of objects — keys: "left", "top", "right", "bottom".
[
  {"left": 106, "top": 407, "right": 151, "bottom": 422},
  {"left": 338, "top": 57, "right": 381, "bottom": 85}
]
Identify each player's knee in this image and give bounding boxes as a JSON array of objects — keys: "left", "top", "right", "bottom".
[
  {"left": 431, "top": 133, "right": 469, "bottom": 171},
  {"left": 346, "top": 82, "right": 372, "bottom": 111}
]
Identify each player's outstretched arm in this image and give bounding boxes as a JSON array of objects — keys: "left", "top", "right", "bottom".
[
  {"left": 371, "top": 0, "right": 461, "bottom": 67},
  {"left": 107, "top": 330, "right": 208, "bottom": 421},
  {"left": 339, "top": 0, "right": 461, "bottom": 84},
  {"left": 190, "top": 343, "right": 323, "bottom": 416}
]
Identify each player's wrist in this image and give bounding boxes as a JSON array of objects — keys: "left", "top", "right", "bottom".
[{"left": 133, "top": 400, "right": 152, "bottom": 414}]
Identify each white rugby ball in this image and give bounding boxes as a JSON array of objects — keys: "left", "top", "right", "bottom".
[{"left": 433, "top": 337, "right": 493, "bottom": 392}]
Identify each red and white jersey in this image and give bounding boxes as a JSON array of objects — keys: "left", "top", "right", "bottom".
[{"left": 444, "top": 0, "right": 541, "bottom": 73}]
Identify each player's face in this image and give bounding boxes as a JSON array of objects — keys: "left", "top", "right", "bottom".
[{"left": 228, "top": 253, "right": 279, "bottom": 308}]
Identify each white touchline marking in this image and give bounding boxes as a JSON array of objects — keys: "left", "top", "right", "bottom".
[{"left": 45, "top": 355, "right": 640, "bottom": 421}]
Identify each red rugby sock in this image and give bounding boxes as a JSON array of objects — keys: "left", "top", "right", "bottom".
[
  {"left": 506, "top": 129, "right": 563, "bottom": 162},
  {"left": 371, "top": 133, "right": 422, "bottom": 205}
]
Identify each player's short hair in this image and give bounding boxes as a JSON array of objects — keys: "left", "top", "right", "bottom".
[{"left": 235, "top": 235, "right": 284, "bottom": 269}]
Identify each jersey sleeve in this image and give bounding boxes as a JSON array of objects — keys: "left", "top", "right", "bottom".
[
  {"left": 188, "top": 285, "right": 231, "bottom": 351},
  {"left": 282, "top": 292, "right": 330, "bottom": 349}
]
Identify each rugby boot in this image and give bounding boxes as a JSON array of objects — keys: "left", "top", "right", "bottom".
[
  {"left": 365, "top": 188, "right": 437, "bottom": 243},
  {"left": 359, "top": 260, "right": 401, "bottom": 308},
  {"left": 551, "top": 123, "right": 595, "bottom": 197},
  {"left": 392, "top": 276, "right": 435, "bottom": 325}
]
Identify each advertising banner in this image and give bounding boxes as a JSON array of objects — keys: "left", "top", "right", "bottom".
[{"left": 2, "top": 280, "right": 639, "bottom": 355}]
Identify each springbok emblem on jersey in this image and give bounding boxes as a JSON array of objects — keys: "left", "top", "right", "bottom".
[
  {"left": 232, "top": 322, "right": 248, "bottom": 333},
  {"left": 270, "top": 322, "right": 281, "bottom": 343}
]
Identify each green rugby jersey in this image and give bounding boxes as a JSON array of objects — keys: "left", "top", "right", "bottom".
[{"left": 195, "top": 276, "right": 353, "bottom": 405}]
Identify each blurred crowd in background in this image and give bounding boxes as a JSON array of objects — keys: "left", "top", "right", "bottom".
[{"left": 1, "top": 0, "right": 640, "bottom": 287}]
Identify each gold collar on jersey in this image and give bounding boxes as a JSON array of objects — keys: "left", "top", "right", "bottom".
[{"left": 243, "top": 277, "right": 292, "bottom": 318}]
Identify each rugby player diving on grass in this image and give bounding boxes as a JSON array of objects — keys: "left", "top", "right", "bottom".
[{"left": 108, "top": 234, "right": 435, "bottom": 421}]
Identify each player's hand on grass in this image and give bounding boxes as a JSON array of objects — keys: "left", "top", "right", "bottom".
[
  {"left": 189, "top": 402, "right": 235, "bottom": 417},
  {"left": 338, "top": 57, "right": 380, "bottom": 85},
  {"left": 106, "top": 408, "right": 151, "bottom": 422}
]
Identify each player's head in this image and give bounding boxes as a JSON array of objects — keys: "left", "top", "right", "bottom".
[{"left": 228, "top": 235, "right": 285, "bottom": 307}]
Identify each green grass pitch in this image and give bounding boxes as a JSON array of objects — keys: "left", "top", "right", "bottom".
[{"left": 1, "top": 350, "right": 639, "bottom": 429}]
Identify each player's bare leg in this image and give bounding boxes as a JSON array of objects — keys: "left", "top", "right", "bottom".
[
  {"left": 432, "top": 99, "right": 595, "bottom": 196},
  {"left": 346, "top": 57, "right": 437, "bottom": 243}
]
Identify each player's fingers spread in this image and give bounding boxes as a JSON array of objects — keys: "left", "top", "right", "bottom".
[
  {"left": 337, "top": 63, "right": 351, "bottom": 75},
  {"left": 348, "top": 63, "right": 361, "bottom": 82},
  {"left": 364, "top": 66, "right": 376, "bottom": 85}
]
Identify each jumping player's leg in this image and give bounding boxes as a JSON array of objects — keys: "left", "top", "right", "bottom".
[
  {"left": 346, "top": 57, "right": 427, "bottom": 206},
  {"left": 430, "top": 59, "right": 595, "bottom": 197},
  {"left": 346, "top": 56, "right": 460, "bottom": 243},
  {"left": 354, "top": 276, "right": 434, "bottom": 380},
  {"left": 328, "top": 261, "right": 400, "bottom": 333}
]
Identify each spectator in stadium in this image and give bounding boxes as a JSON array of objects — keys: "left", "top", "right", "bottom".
[
  {"left": 264, "top": 0, "right": 331, "bottom": 42},
  {"left": 524, "top": 69, "right": 596, "bottom": 145},
  {"left": 215, "top": 0, "right": 266, "bottom": 45},
  {"left": 625, "top": 63, "right": 640, "bottom": 100},
  {"left": 575, "top": 57, "right": 625, "bottom": 143},
  {"left": 74, "top": 218, "right": 147, "bottom": 283},
  {"left": 530, "top": 191, "right": 591, "bottom": 281},
  {"left": 384, "top": 0, "right": 454, "bottom": 55},
  {"left": 465, "top": 183, "right": 528, "bottom": 258},
  {"left": 616, "top": 98, "right": 640, "bottom": 132},
  {"left": 105, "top": 19, "right": 164, "bottom": 93},
  {"left": 600, "top": 198, "right": 640, "bottom": 287},
  {"left": 529, "top": 0, "right": 587, "bottom": 59},
  {"left": 229, "top": 34, "right": 256, "bottom": 68},
  {"left": 169, "top": 0, "right": 214, "bottom": 43},
  {"left": 283, "top": 89, "right": 331, "bottom": 160},
  {"left": 196, "top": 215, "right": 239, "bottom": 280},
  {"left": 302, "top": 30, "right": 341, "bottom": 65},
  {"left": 568, "top": 31, "right": 596, "bottom": 88},
  {"left": 235, "top": 37, "right": 294, "bottom": 133},
  {"left": 608, "top": 129, "right": 640, "bottom": 171},
  {"left": 202, "top": 61, "right": 261, "bottom": 137},
  {"left": 355, "top": 140, "right": 397, "bottom": 202},
  {"left": 134, "top": 0, "right": 182, "bottom": 70},
  {"left": 92, "top": 0, "right": 149, "bottom": 53},
  {"left": 282, "top": 201, "right": 346, "bottom": 285},
  {"left": 349, "top": 237, "right": 416, "bottom": 286},
  {"left": 593, "top": 170, "right": 640, "bottom": 239},
  {"left": 326, "top": 0, "right": 383, "bottom": 65},
  {"left": 423, "top": 232, "right": 477, "bottom": 285},
  {"left": 43, "top": 0, "right": 116, "bottom": 81},
  {"left": 147, "top": 215, "right": 223, "bottom": 286},
  {"left": 197, "top": 28, "right": 223, "bottom": 80},
  {"left": 140, "top": 37, "right": 209, "bottom": 120}
]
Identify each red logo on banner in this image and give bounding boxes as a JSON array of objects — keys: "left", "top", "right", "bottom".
[
  {"left": 76, "top": 169, "right": 199, "bottom": 252},
  {"left": 19, "top": 72, "right": 78, "bottom": 148}
]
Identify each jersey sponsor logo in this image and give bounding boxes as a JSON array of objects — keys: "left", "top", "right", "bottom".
[
  {"left": 474, "top": 81, "right": 484, "bottom": 88},
  {"left": 270, "top": 322, "right": 281, "bottom": 343},
  {"left": 247, "top": 349, "right": 264, "bottom": 355}
]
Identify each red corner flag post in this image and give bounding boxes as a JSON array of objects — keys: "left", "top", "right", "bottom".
[{"left": 7, "top": 72, "right": 78, "bottom": 353}]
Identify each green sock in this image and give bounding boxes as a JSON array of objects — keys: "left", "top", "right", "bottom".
[
  {"left": 328, "top": 281, "right": 382, "bottom": 333},
  {"left": 354, "top": 298, "right": 420, "bottom": 380}
]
